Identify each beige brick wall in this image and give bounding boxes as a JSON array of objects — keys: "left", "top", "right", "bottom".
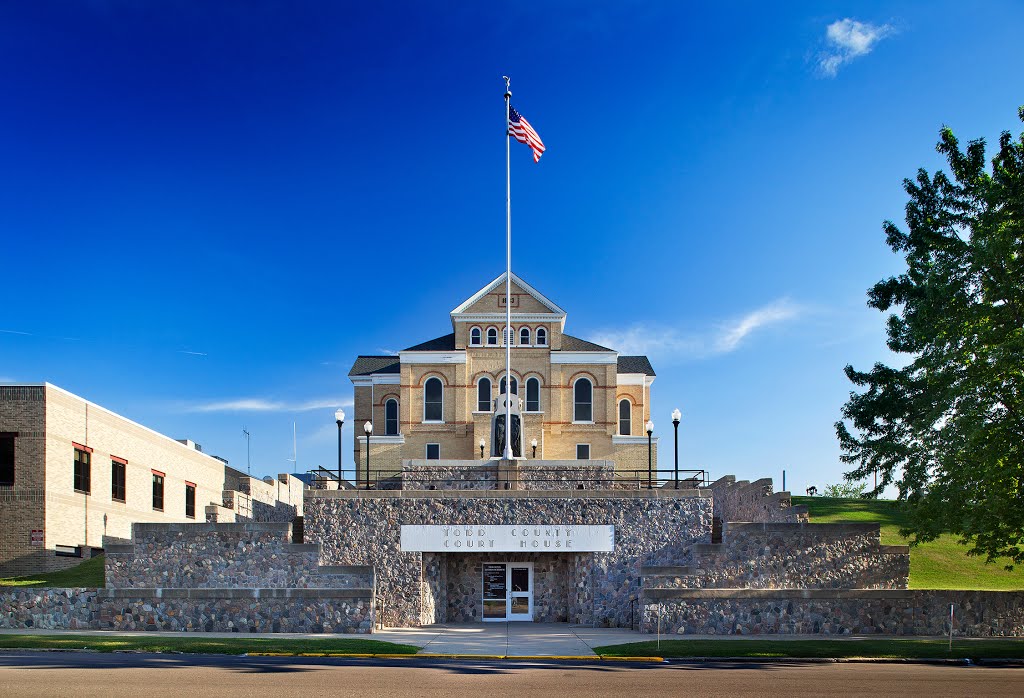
[{"left": 0, "top": 386, "right": 49, "bottom": 576}]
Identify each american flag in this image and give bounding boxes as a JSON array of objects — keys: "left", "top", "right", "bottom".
[{"left": 508, "top": 106, "right": 545, "bottom": 162}]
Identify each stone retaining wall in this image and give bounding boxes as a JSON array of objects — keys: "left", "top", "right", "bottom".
[
  {"left": 709, "top": 476, "right": 807, "bottom": 524},
  {"left": 105, "top": 522, "right": 357, "bottom": 589},
  {"left": 641, "top": 589, "right": 1024, "bottom": 637},
  {"left": 643, "top": 522, "right": 909, "bottom": 591},
  {"left": 305, "top": 489, "right": 712, "bottom": 628},
  {"left": 0, "top": 587, "right": 373, "bottom": 633}
]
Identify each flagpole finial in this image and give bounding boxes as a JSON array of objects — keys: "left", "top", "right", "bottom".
[{"left": 503, "top": 75, "right": 511, "bottom": 99}]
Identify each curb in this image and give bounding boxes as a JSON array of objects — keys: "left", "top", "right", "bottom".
[{"left": 246, "top": 652, "right": 664, "bottom": 662}]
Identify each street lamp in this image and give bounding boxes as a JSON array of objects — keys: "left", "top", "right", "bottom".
[
  {"left": 479, "top": 438, "right": 485, "bottom": 459},
  {"left": 645, "top": 420, "right": 655, "bottom": 489},
  {"left": 671, "top": 408, "right": 681, "bottom": 490},
  {"left": 531, "top": 438, "right": 538, "bottom": 459},
  {"left": 335, "top": 408, "right": 345, "bottom": 487},
  {"left": 363, "top": 421, "right": 372, "bottom": 490}
]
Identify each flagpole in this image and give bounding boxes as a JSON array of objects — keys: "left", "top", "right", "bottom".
[{"left": 503, "top": 76, "right": 513, "bottom": 461}]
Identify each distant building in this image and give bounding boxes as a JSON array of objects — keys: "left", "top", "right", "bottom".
[
  {"left": 0, "top": 384, "right": 304, "bottom": 577},
  {"left": 348, "top": 272, "right": 658, "bottom": 483}
]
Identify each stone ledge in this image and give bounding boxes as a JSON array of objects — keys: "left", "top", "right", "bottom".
[
  {"left": 286, "top": 544, "right": 321, "bottom": 553},
  {"left": 723, "top": 521, "right": 880, "bottom": 534},
  {"left": 640, "top": 566, "right": 693, "bottom": 576},
  {"left": 642, "top": 588, "right": 917, "bottom": 600},
  {"left": 310, "top": 488, "right": 710, "bottom": 500},
  {"left": 318, "top": 565, "right": 374, "bottom": 575},
  {"left": 131, "top": 522, "right": 292, "bottom": 534},
  {"left": 104, "top": 545, "right": 135, "bottom": 555},
  {"left": 98, "top": 588, "right": 373, "bottom": 600}
]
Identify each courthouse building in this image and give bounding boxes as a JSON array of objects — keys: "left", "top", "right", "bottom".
[{"left": 348, "top": 272, "right": 658, "bottom": 481}]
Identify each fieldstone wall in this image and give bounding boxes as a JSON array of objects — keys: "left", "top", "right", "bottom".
[
  {"left": 643, "top": 522, "right": 909, "bottom": 591},
  {"left": 641, "top": 589, "right": 1024, "bottom": 637},
  {"left": 709, "top": 476, "right": 807, "bottom": 524},
  {"left": 0, "top": 587, "right": 373, "bottom": 633},
  {"left": 105, "top": 522, "right": 352, "bottom": 589},
  {"left": 395, "top": 460, "right": 618, "bottom": 491},
  {"left": 305, "top": 489, "right": 712, "bottom": 628},
  {"left": 400, "top": 462, "right": 498, "bottom": 490}
]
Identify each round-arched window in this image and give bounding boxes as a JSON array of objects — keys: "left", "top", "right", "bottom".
[
  {"left": 573, "top": 378, "right": 593, "bottom": 422},
  {"left": 423, "top": 377, "right": 443, "bottom": 422}
]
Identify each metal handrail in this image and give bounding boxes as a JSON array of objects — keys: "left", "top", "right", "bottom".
[{"left": 353, "top": 466, "right": 709, "bottom": 490}]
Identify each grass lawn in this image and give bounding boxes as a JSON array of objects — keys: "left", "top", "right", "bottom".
[
  {"left": 792, "top": 496, "right": 1024, "bottom": 590},
  {"left": 0, "top": 555, "right": 105, "bottom": 588},
  {"left": 594, "top": 638, "right": 1024, "bottom": 660},
  {"left": 0, "top": 633, "right": 420, "bottom": 656}
]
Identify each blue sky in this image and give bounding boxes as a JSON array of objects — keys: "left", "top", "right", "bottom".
[{"left": 2, "top": 2, "right": 1022, "bottom": 493}]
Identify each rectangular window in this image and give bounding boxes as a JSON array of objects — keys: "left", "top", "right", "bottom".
[
  {"left": 73, "top": 446, "right": 91, "bottom": 494},
  {"left": 55, "top": 544, "right": 82, "bottom": 558},
  {"left": 185, "top": 482, "right": 196, "bottom": 519},
  {"left": 111, "top": 459, "right": 126, "bottom": 502},
  {"left": 576, "top": 444, "right": 591, "bottom": 460},
  {"left": 0, "top": 433, "right": 15, "bottom": 486},
  {"left": 425, "top": 443, "right": 440, "bottom": 460},
  {"left": 152, "top": 471, "right": 165, "bottom": 511}
]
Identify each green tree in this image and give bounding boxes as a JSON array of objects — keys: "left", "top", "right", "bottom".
[{"left": 836, "top": 107, "right": 1024, "bottom": 568}]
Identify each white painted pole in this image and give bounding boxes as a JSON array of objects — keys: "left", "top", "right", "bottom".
[
  {"left": 503, "top": 76, "right": 513, "bottom": 461},
  {"left": 657, "top": 604, "right": 661, "bottom": 650},
  {"left": 949, "top": 603, "right": 954, "bottom": 651}
]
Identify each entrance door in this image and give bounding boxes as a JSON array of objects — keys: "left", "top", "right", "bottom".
[{"left": 481, "top": 562, "right": 533, "bottom": 622}]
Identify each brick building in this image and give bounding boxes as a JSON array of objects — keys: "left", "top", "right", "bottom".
[
  {"left": 0, "top": 384, "right": 304, "bottom": 577},
  {"left": 348, "top": 272, "right": 659, "bottom": 483}
]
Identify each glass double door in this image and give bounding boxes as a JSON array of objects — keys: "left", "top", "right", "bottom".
[{"left": 482, "top": 562, "right": 533, "bottom": 622}]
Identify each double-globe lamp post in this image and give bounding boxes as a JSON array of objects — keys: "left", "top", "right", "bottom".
[
  {"left": 334, "top": 409, "right": 345, "bottom": 487},
  {"left": 646, "top": 420, "right": 654, "bottom": 489},
  {"left": 363, "top": 421, "right": 372, "bottom": 490},
  {"left": 672, "top": 408, "right": 681, "bottom": 489}
]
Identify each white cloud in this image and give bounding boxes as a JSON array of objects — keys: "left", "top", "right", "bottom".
[
  {"left": 591, "top": 298, "right": 805, "bottom": 360},
  {"left": 818, "top": 18, "right": 894, "bottom": 77},
  {"left": 177, "top": 350, "right": 208, "bottom": 356},
  {"left": 189, "top": 396, "right": 353, "bottom": 413},
  {"left": 376, "top": 348, "right": 400, "bottom": 356}
]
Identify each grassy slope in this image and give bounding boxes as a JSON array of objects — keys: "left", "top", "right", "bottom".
[
  {"left": 0, "top": 634, "right": 419, "bottom": 655},
  {"left": 792, "top": 496, "right": 1024, "bottom": 590},
  {"left": 593, "top": 638, "right": 1024, "bottom": 659},
  {"left": 0, "top": 554, "right": 105, "bottom": 587}
]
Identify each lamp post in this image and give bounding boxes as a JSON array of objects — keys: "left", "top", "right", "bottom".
[
  {"left": 363, "top": 421, "right": 372, "bottom": 490},
  {"left": 479, "top": 438, "right": 485, "bottom": 459},
  {"left": 671, "top": 408, "right": 681, "bottom": 490},
  {"left": 645, "top": 420, "right": 654, "bottom": 489},
  {"left": 531, "top": 438, "right": 538, "bottom": 459},
  {"left": 335, "top": 408, "right": 345, "bottom": 487}
]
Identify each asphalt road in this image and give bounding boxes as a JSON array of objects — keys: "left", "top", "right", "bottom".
[{"left": 0, "top": 652, "right": 1021, "bottom": 697}]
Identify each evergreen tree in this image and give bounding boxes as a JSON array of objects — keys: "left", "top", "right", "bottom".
[{"left": 836, "top": 107, "right": 1024, "bottom": 567}]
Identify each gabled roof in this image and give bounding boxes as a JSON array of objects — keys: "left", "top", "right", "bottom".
[
  {"left": 617, "top": 356, "right": 656, "bottom": 376},
  {"left": 450, "top": 272, "right": 566, "bottom": 317},
  {"left": 559, "top": 333, "right": 613, "bottom": 352},
  {"left": 402, "top": 333, "right": 456, "bottom": 352},
  {"left": 348, "top": 356, "right": 401, "bottom": 377}
]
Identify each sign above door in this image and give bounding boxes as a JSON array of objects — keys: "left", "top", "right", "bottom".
[{"left": 400, "top": 525, "right": 614, "bottom": 552}]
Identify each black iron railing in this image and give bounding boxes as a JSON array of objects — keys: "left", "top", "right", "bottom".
[{"left": 347, "top": 466, "right": 709, "bottom": 491}]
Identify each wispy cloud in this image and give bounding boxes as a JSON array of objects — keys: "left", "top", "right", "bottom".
[
  {"left": 817, "top": 18, "right": 894, "bottom": 77},
  {"left": 0, "top": 329, "right": 32, "bottom": 336},
  {"left": 376, "top": 347, "right": 400, "bottom": 356},
  {"left": 591, "top": 299, "right": 805, "bottom": 360},
  {"left": 178, "top": 350, "right": 208, "bottom": 356},
  {"left": 188, "top": 396, "right": 354, "bottom": 413}
]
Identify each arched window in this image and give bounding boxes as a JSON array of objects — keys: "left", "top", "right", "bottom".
[
  {"left": 477, "top": 377, "right": 492, "bottom": 412},
  {"left": 573, "top": 378, "right": 593, "bottom": 422},
  {"left": 526, "top": 377, "right": 540, "bottom": 412},
  {"left": 423, "top": 377, "right": 443, "bottom": 422},
  {"left": 519, "top": 327, "right": 531, "bottom": 345},
  {"left": 618, "top": 399, "right": 631, "bottom": 436},
  {"left": 470, "top": 327, "right": 482, "bottom": 346},
  {"left": 385, "top": 399, "right": 399, "bottom": 435},
  {"left": 536, "top": 327, "right": 548, "bottom": 346},
  {"left": 500, "top": 376, "right": 518, "bottom": 396},
  {"left": 486, "top": 327, "right": 498, "bottom": 346}
]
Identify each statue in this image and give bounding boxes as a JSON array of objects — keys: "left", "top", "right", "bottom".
[{"left": 491, "top": 390, "right": 524, "bottom": 458}]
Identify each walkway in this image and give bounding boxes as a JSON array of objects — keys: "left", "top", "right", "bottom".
[{"left": 378, "top": 623, "right": 644, "bottom": 656}]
